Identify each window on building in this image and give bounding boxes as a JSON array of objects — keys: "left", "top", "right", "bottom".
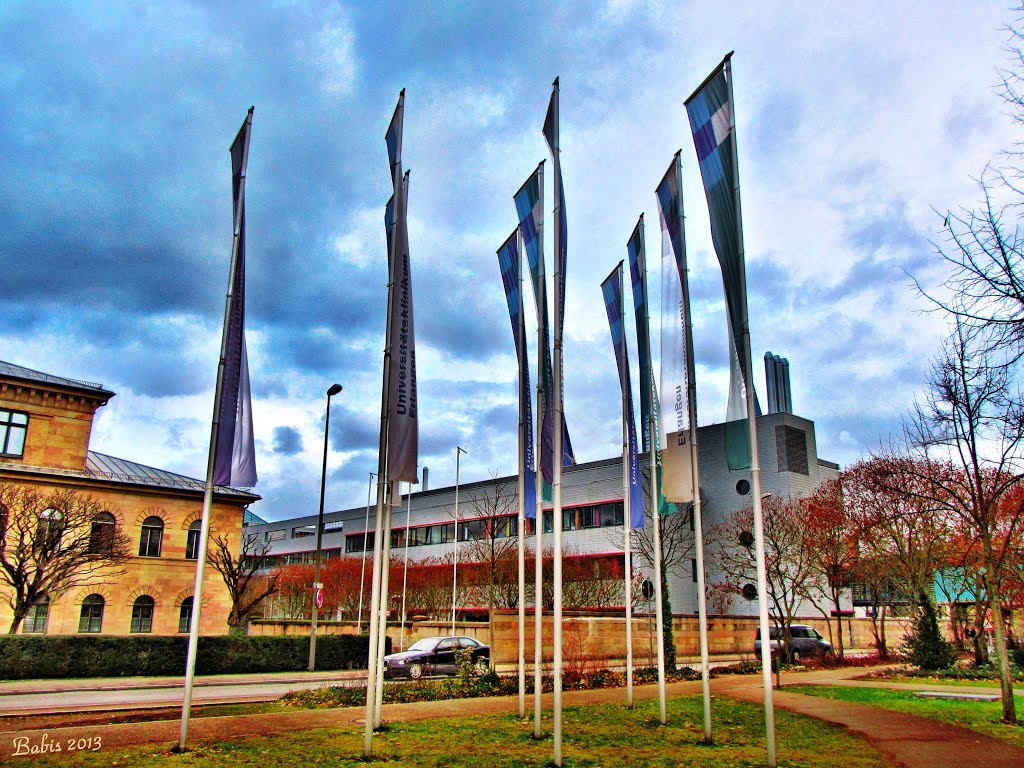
[
  {"left": 292, "top": 525, "right": 316, "bottom": 538},
  {"left": 346, "top": 531, "right": 374, "bottom": 553},
  {"left": 79, "top": 594, "right": 104, "bottom": 633},
  {"left": 322, "top": 520, "right": 344, "bottom": 534},
  {"left": 35, "top": 509, "right": 63, "bottom": 551},
  {"left": 89, "top": 512, "right": 116, "bottom": 554},
  {"left": 691, "top": 558, "right": 698, "bottom": 583},
  {"left": 264, "top": 529, "right": 287, "bottom": 543},
  {"left": 138, "top": 516, "right": 163, "bottom": 557},
  {"left": 185, "top": 520, "right": 202, "bottom": 560},
  {"left": 131, "top": 596, "right": 155, "bottom": 633},
  {"left": 178, "top": 597, "right": 194, "bottom": 633},
  {"left": 463, "top": 519, "right": 485, "bottom": 541},
  {"left": 0, "top": 409, "right": 28, "bottom": 458},
  {"left": 23, "top": 596, "right": 49, "bottom": 634}
]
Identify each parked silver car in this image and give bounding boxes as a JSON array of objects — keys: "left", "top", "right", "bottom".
[{"left": 754, "top": 624, "right": 833, "bottom": 662}]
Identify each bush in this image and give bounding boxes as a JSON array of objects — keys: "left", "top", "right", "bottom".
[
  {"left": 1012, "top": 645, "right": 1024, "bottom": 668},
  {"left": 901, "top": 599, "right": 956, "bottom": 671},
  {"left": 0, "top": 634, "right": 388, "bottom": 680}
]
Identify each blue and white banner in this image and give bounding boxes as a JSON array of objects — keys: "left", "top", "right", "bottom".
[
  {"left": 686, "top": 57, "right": 755, "bottom": 470},
  {"left": 497, "top": 231, "right": 537, "bottom": 519},
  {"left": 601, "top": 264, "right": 644, "bottom": 529},
  {"left": 514, "top": 166, "right": 575, "bottom": 486},
  {"left": 543, "top": 78, "right": 568, "bottom": 338},
  {"left": 626, "top": 217, "right": 655, "bottom": 453},
  {"left": 213, "top": 108, "right": 257, "bottom": 489},
  {"left": 655, "top": 156, "right": 695, "bottom": 505}
]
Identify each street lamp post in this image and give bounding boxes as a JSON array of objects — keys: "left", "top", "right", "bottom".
[
  {"left": 308, "top": 383, "right": 343, "bottom": 672},
  {"left": 451, "top": 446, "right": 466, "bottom": 634}
]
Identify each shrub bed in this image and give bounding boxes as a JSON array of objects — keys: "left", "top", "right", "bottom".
[
  {"left": 282, "top": 664, "right": 702, "bottom": 709},
  {"left": 0, "top": 634, "right": 387, "bottom": 680}
]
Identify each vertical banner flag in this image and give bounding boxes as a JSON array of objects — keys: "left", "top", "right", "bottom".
[
  {"left": 601, "top": 266, "right": 645, "bottom": 529},
  {"left": 685, "top": 57, "right": 756, "bottom": 470},
  {"left": 514, "top": 166, "right": 554, "bottom": 485},
  {"left": 543, "top": 77, "right": 575, "bottom": 470},
  {"left": 498, "top": 232, "right": 538, "bottom": 519},
  {"left": 386, "top": 91, "right": 418, "bottom": 483},
  {"left": 213, "top": 109, "right": 257, "bottom": 488},
  {"left": 655, "top": 158, "right": 694, "bottom": 503},
  {"left": 626, "top": 217, "right": 655, "bottom": 452}
]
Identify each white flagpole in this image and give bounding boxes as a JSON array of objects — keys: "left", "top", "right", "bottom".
[
  {"left": 617, "top": 262, "right": 634, "bottom": 710},
  {"left": 178, "top": 106, "right": 253, "bottom": 752},
  {"left": 724, "top": 56, "right": 776, "bottom": 766},
  {"left": 373, "top": 484, "right": 394, "bottom": 728},
  {"left": 400, "top": 480, "right": 413, "bottom": 650},
  {"left": 673, "top": 152, "right": 711, "bottom": 741},
  {"left": 533, "top": 161, "right": 546, "bottom": 740},
  {"left": 516, "top": 228, "right": 527, "bottom": 719},
  {"left": 451, "top": 445, "right": 466, "bottom": 633},
  {"left": 364, "top": 88, "right": 405, "bottom": 759},
  {"left": 636, "top": 215, "right": 667, "bottom": 724},
  {"left": 357, "top": 471, "right": 375, "bottom": 633},
  {"left": 550, "top": 76, "right": 565, "bottom": 767}
]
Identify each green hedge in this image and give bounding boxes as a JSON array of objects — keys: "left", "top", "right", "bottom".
[{"left": 0, "top": 634, "right": 390, "bottom": 680}]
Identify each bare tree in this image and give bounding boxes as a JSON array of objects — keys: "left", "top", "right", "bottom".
[
  {"left": 707, "top": 495, "right": 821, "bottom": 663},
  {"left": 461, "top": 474, "right": 518, "bottom": 653},
  {"left": 626, "top": 467, "right": 698, "bottom": 669},
  {"left": 891, "top": 322, "right": 1024, "bottom": 723},
  {"left": 844, "top": 459, "right": 952, "bottom": 611},
  {"left": 209, "top": 531, "right": 279, "bottom": 635},
  {"left": 0, "top": 483, "right": 131, "bottom": 633}
]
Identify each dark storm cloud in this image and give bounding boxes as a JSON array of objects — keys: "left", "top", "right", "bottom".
[
  {"left": 273, "top": 426, "right": 303, "bottom": 456},
  {"left": 414, "top": 257, "right": 507, "bottom": 361},
  {"left": 0, "top": 3, "right": 390, "bottom": 335},
  {"left": 329, "top": 403, "right": 381, "bottom": 454}
]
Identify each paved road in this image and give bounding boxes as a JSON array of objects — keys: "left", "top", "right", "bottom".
[{"left": 0, "top": 670, "right": 370, "bottom": 716}]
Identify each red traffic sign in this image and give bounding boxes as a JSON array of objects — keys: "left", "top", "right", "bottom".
[{"left": 315, "top": 588, "right": 324, "bottom": 609}]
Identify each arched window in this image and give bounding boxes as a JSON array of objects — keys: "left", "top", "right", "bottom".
[
  {"left": 138, "top": 516, "right": 163, "bottom": 557},
  {"left": 89, "top": 512, "right": 116, "bottom": 554},
  {"left": 178, "top": 597, "right": 194, "bottom": 633},
  {"left": 131, "top": 596, "right": 154, "bottom": 633},
  {"left": 36, "top": 509, "right": 63, "bottom": 551},
  {"left": 23, "top": 596, "right": 50, "bottom": 634},
  {"left": 185, "top": 520, "right": 202, "bottom": 560},
  {"left": 79, "top": 594, "right": 104, "bottom": 633}
]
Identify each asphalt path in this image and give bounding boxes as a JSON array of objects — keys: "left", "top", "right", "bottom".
[{"left": 0, "top": 670, "right": 371, "bottom": 716}]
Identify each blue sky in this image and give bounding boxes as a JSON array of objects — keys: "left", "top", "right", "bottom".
[{"left": 0, "top": 1, "right": 1017, "bottom": 521}]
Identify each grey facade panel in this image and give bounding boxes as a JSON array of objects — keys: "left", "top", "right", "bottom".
[{"left": 246, "top": 412, "right": 839, "bottom": 617}]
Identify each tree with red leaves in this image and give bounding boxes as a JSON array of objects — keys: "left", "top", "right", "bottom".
[{"left": 802, "top": 476, "right": 859, "bottom": 658}]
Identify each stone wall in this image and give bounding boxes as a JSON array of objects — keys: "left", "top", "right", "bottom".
[{"left": 250, "top": 611, "right": 914, "bottom": 664}]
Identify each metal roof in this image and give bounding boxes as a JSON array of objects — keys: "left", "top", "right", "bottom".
[
  {"left": 0, "top": 450, "right": 258, "bottom": 502},
  {"left": 86, "top": 452, "right": 258, "bottom": 499},
  {"left": 0, "top": 360, "right": 114, "bottom": 399}
]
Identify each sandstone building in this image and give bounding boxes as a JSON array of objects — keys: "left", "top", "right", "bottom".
[{"left": 0, "top": 361, "right": 259, "bottom": 635}]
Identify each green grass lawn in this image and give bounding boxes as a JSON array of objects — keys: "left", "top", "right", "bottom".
[
  {"left": 855, "top": 673, "right": 1022, "bottom": 689},
  {"left": 9, "top": 696, "right": 892, "bottom": 768},
  {"left": 788, "top": 684, "right": 1024, "bottom": 748}
]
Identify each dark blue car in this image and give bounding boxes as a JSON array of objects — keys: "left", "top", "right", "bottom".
[{"left": 383, "top": 635, "right": 490, "bottom": 679}]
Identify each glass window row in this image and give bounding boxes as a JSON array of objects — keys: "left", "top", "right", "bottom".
[
  {"left": 22, "top": 594, "right": 193, "bottom": 634},
  {"left": 342, "top": 502, "right": 625, "bottom": 553}
]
